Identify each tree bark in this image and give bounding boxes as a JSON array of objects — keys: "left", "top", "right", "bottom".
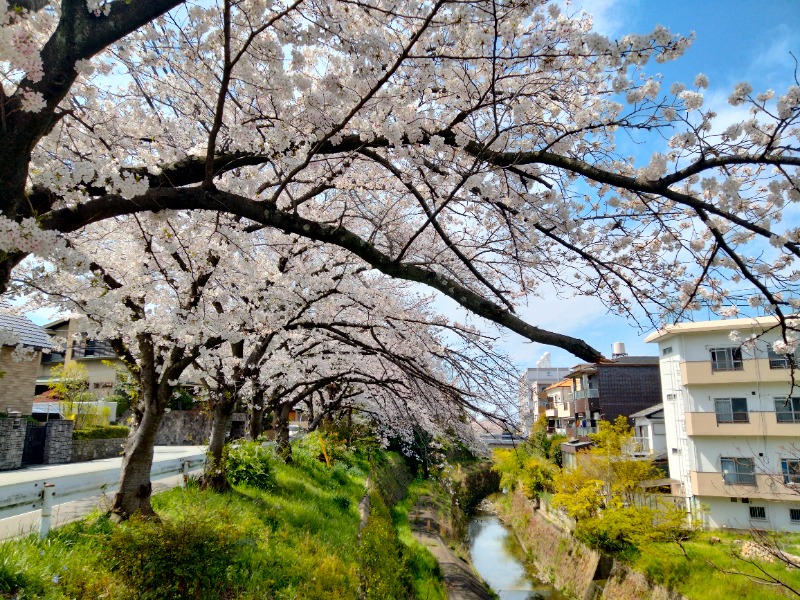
[
  {"left": 248, "top": 388, "right": 266, "bottom": 439},
  {"left": 111, "top": 390, "right": 165, "bottom": 519},
  {"left": 275, "top": 403, "right": 292, "bottom": 463},
  {"left": 200, "top": 393, "right": 236, "bottom": 492}
]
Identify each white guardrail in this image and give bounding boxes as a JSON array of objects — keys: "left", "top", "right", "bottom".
[{"left": 0, "top": 455, "right": 206, "bottom": 523}]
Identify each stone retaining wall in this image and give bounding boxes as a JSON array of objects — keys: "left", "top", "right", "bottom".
[
  {"left": 0, "top": 417, "right": 26, "bottom": 470},
  {"left": 496, "top": 489, "right": 689, "bottom": 600},
  {"left": 43, "top": 419, "right": 74, "bottom": 465},
  {"left": 71, "top": 437, "right": 125, "bottom": 462},
  {"left": 154, "top": 409, "right": 247, "bottom": 446}
]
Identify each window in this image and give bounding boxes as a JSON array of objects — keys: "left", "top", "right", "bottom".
[
  {"left": 768, "top": 344, "right": 798, "bottom": 369},
  {"left": 749, "top": 506, "right": 766, "bottom": 520},
  {"left": 663, "top": 346, "right": 673, "bottom": 356},
  {"left": 715, "top": 398, "right": 748, "bottom": 423},
  {"left": 791, "top": 508, "right": 800, "bottom": 523},
  {"left": 775, "top": 398, "right": 800, "bottom": 423},
  {"left": 782, "top": 459, "right": 800, "bottom": 485},
  {"left": 721, "top": 458, "right": 756, "bottom": 485},
  {"left": 711, "top": 347, "right": 743, "bottom": 371}
]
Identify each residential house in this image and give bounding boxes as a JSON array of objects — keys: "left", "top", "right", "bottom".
[
  {"left": 626, "top": 404, "right": 667, "bottom": 458},
  {"left": 646, "top": 316, "right": 800, "bottom": 531},
  {"left": 518, "top": 366, "right": 572, "bottom": 435},
  {"left": 36, "top": 318, "right": 124, "bottom": 398},
  {"left": 566, "top": 351, "right": 661, "bottom": 437},
  {"left": 0, "top": 313, "right": 52, "bottom": 415},
  {"left": 543, "top": 379, "right": 573, "bottom": 435}
]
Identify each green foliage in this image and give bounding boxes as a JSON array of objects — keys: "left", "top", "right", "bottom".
[
  {"left": 102, "top": 360, "right": 139, "bottom": 417},
  {"left": 72, "top": 424, "right": 129, "bottom": 440},
  {"left": 49, "top": 363, "right": 98, "bottom": 429},
  {"left": 590, "top": 415, "right": 634, "bottom": 453},
  {"left": 225, "top": 440, "right": 277, "bottom": 491},
  {"left": 552, "top": 417, "right": 690, "bottom": 555},
  {"left": 168, "top": 386, "right": 197, "bottom": 410},
  {"left": 359, "top": 491, "right": 413, "bottom": 600},
  {"left": 451, "top": 462, "right": 500, "bottom": 513},
  {"left": 107, "top": 512, "right": 252, "bottom": 600},
  {"left": 492, "top": 448, "right": 556, "bottom": 499}
]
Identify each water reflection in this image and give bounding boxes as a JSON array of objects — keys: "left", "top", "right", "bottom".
[{"left": 468, "top": 513, "right": 565, "bottom": 600}]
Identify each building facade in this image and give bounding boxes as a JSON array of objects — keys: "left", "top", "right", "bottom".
[
  {"left": 566, "top": 356, "right": 662, "bottom": 437},
  {"left": 0, "top": 313, "right": 52, "bottom": 415},
  {"left": 36, "top": 318, "right": 124, "bottom": 398},
  {"left": 646, "top": 317, "right": 800, "bottom": 531},
  {"left": 518, "top": 366, "right": 572, "bottom": 435}
]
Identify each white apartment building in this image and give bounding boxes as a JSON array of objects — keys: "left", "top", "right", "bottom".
[
  {"left": 518, "top": 366, "right": 572, "bottom": 435},
  {"left": 544, "top": 379, "right": 573, "bottom": 435},
  {"left": 646, "top": 317, "right": 800, "bottom": 531}
]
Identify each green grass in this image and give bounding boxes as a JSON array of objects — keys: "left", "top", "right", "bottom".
[
  {"left": 0, "top": 434, "right": 438, "bottom": 600},
  {"left": 629, "top": 530, "right": 800, "bottom": 600},
  {"left": 393, "top": 479, "right": 449, "bottom": 600}
]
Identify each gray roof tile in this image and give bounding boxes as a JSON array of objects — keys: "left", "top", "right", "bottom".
[{"left": 0, "top": 313, "right": 53, "bottom": 349}]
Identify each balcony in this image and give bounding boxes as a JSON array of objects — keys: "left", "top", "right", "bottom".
[
  {"left": 691, "top": 470, "right": 800, "bottom": 501},
  {"left": 685, "top": 411, "right": 800, "bottom": 437},
  {"left": 574, "top": 388, "right": 599, "bottom": 400},
  {"left": 622, "top": 437, "right": 652, "bottom": 456},
  {"left": 71, "top": 340, "right": 117, "bottom": 360},
  {"left": 545, "top": 408, "right": 557, "bottom": 417},
  {"left": 680, "top": 358, "right": 793, "bottom": 385}
]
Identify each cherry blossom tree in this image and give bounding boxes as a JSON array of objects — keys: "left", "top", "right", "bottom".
[{"left": 3, "top": 2, "right": 800, "bottom": 365}]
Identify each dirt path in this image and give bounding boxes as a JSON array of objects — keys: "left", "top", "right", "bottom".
[{"left": 409, "top": 496, "right": 494, "bottom": 600}]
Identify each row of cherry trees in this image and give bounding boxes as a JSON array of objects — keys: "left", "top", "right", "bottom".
[{"left": 1, "top": 0, "right": 799, "bottom": 515}]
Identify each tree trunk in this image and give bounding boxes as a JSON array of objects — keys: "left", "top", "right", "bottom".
[
  {"left": 275, "top": 403, "right": 292, "bottom": 463},
  {"left": 111, "top": 394, "right": 164, "bottom": 519},
  {"left": 249, "top": 388, "right": 266, "bottom": 439},
  {"left": 200, "top": 393, "right": 236, "bottom": 492}
]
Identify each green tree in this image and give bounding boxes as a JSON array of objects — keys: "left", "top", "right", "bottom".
[
  {"left": 552, "top": 418, "right": 689, "bottom": 554},
  {"left": 49, "top": 363, "right": 97, "bottom": 429}
]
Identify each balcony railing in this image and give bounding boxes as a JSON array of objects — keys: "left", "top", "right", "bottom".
[
  {"left": 573, "top": 388, "right": 599, "bottom": 400},
  {"left": 71, "top": 340, "right": 117, "bottom": 359},
  {"left": 622, "top": 437, "right": 651, "bottom": 456}
]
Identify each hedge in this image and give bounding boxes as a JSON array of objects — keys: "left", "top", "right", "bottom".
[{"left": 72, "top": 425, "right": 129, "bottom": 440}]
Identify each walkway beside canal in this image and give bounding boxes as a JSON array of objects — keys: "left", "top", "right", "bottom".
[{"left": 409, "top": 494, "right": 494, "bottom": 600}]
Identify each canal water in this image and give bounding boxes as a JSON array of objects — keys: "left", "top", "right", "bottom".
[{"left": 467, "top": 510, "right": 566, "bottom": 600}]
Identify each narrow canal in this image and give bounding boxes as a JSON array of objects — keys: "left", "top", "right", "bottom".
[{"left": 468, "top": 510, "right": 566, "bottom": 600}]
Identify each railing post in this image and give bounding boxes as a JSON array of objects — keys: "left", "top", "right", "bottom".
[
  {"left": 39, "top": 483, "right": 55, "bottom": 541},
  {"left": 181, "top": 460, "right": 189, "bottom": 487}
]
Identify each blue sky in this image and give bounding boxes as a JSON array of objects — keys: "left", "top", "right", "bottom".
[{"left": 440, "top": 0, "right": 800, "bottom": 370}]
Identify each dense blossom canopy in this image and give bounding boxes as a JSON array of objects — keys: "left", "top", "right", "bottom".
[{"left": 1, "top": 0, "right": 800, "bottom": 355}]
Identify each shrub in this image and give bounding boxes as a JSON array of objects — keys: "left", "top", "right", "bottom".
[
  {"left": 225, "top": 440, "right": 276, "bottom": 491},
  {"left": 106, "top": 512, "right": 251, "bottom": 600},
  {"left": 72, "top": 425, "right": 129, "bottom": 440}
]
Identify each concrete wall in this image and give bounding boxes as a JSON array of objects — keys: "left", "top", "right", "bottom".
[
  {"left": 71, "top": 437, "right": 124, "bottom": 462},
  {"left": 43, "top": 419, "right": 74, "bottom": 465},
  {"left": 0, "top": 417, "right": 26, "bottom": 470},
  {"left": 700, "top": 496, "right": 800, "bottom": 531},
  {"left": 0, "top": 347, "right": 41, "bottom": 415}
]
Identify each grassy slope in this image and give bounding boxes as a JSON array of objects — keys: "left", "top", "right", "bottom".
[
  {"left": 630, "top": 530, "right": 800, "bottom": 600},
  {"left": 0, "top": 438, "right": 445, "bottom": 600}
]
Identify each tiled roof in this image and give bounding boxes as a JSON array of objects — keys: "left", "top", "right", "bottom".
[
  {"left": 629, "top": 404, "right": 664, "bottom": 418},
  {"left": 0, "top": 313, "right": 53, "bottom": 349}
]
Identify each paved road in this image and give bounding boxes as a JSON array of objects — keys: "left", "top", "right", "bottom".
[{"left": 0, "top": 446, "right": 206, "bottom": 541}]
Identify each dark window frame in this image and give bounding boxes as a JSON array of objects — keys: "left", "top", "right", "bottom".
[
  {"left": 749, "top": 506, "right": 766, "bottom": 520},
  {"left": 710, "top": 347, "right": 744, "bottom": 372}
]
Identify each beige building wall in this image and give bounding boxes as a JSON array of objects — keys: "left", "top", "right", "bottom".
[{"left": 0, "top": 347, "right": 41, "bottom": 415}]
